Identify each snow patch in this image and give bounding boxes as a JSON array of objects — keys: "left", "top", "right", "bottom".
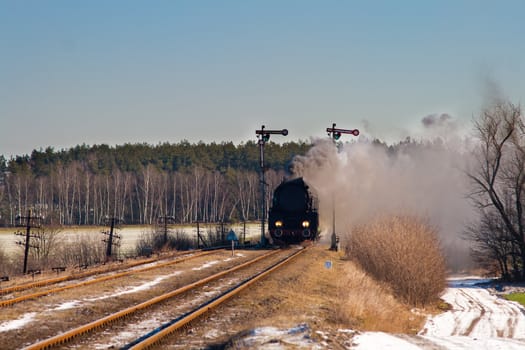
[
  {"left": 112, "top": 272, "right": 181, "bottom": 297},
  {"left": 235, "top": 324, "right": 323, "bottom": 349},
  {"left": 192, "top": 260, "right": 219, "bottom": 271},
  {"left": 352, "top": 332, "right": 421, "bottom": 349},
  {"left": 0, "top": 312, "right": 37, "bottom": 332},
  {"left": 53, "top": 300, "right": 81, "bottom": 310},
  {"left": 86, "top": 271, "right": 182, "bottom": 301},
  {"left": 421, "top": 335, "right": 525, "bottom": 349}
]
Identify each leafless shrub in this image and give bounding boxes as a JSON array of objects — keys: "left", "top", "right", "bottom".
[
  {"left": 135, "top": 229, "right": 195, "bottom": 256},
  {"left": 28, "top": 226, "right": 61, "bottom": 268},
  {"left": 135, "top": 233, "right": 153, "bottom": 257},
  {"left": 206, "top": 225, "right": 229, "bottom": 246},
  {"left": 345, "top": 215, "right": 446, "bottom": 306},
  {"left": 3, "top": 230, "right": 100, "bottom": 274},
  {"left": 0, "top": 246, "right": 16, "bottom": 276},
  {"left": 8, "top": 226, "right": 61, "bottom": 273},
  {"left": 167, "top": 229, "right": 194, "bottom": 250},
  {"left": 54, "top": 232, "right": 106, "bottom": 268},
  {"left": 194, "top": 223, "right": 230, "bottom": 248}
]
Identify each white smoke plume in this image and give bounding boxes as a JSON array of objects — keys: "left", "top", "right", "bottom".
[
  {"left": 421, "top": 113, "right": 456, "bottom": 129},
  {"left": 292, "top": 119, "right": 477, "bottom": 270}
]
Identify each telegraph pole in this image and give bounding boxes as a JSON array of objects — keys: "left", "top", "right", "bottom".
[
  {"left": 195, "top": 221, "right": 206, "bottom": 248},
  {"left": 14, "top": 209, "right": 43, "bottom": 274},
  {"left": 256, "top": 125, "right": 288, "bottom": 246},
  {"left": 158, "top": 215, "right": 175, "bottom": 246},
  {"left": 102, "top": 216, "right": 122, "bottom": 261},
  {"left": 326, "top": 123, "right": 359, "bottom": 251}
]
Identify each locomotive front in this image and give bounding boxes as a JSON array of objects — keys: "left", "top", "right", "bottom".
[{"left": 268, "top": 178, "right": 319, "bottom": 245}]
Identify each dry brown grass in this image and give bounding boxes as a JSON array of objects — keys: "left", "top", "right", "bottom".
[
  {"left": 2, "top": 245, "right": 433, "bottom": 348},
  {"left": 334, "top": 259, "right": 425, "bottom": 333},
  {"left": 218, "top": 245, "right": 426, "bottom": 337},
  {"left": 0, "top": 246, "right": 14, "bottom": 276},
  {"left": 229, "top": 249, "right": 340, "bottom": 330},
  {"left": 345, "top": 215, "right": 447, "bottom": 306}
]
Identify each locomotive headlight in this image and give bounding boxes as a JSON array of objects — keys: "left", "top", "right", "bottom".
[
  {"left": 302, "top": 220, "right": 310, "bottom": 228},
  {"left": 275, "top": 220, "right": 283, "bottom": 228}
]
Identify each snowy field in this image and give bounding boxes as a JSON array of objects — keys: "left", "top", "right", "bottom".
[{"left": 0, "top": 223, "right": 261, "bottom": 256}]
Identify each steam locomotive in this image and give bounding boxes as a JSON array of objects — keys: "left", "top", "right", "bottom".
[{"left": 268, "top": 177, "right": 319, "bottom": 245}]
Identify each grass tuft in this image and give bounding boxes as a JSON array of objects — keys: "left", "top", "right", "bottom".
[{"left": 504, "top": 293, "right": 525, "bottom": 306}]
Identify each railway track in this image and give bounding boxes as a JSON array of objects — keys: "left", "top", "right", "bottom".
[
  {"left": 0, "top": 250, "right": 215, "bottom": 307},
  {"left": 123, "top": 246, "right": 308, "bottom": 350},
  {"left": 18, "top": 247, "right": 305, "bottom": 349},
  {"left": 0, "top": 250, "right": 200, "bottom": 296}
]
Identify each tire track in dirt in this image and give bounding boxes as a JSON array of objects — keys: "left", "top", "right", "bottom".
[{"left": 396, "top": 334, "right": 447, "bottom": 349}]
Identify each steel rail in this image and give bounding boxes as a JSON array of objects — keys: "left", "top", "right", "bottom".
[
  {"left": 0, "top": 250, "right": 216, "bottom": 307},
  {"left": 0, "top": 251, "right": 199, "bottom": 296},
  {"left": 0, "top": 257, "right": 155, "bottom": 295},
  {"left": 24, "top": 249, "right": 281, "bottom": 350},
  {"left": 124, "top": 247, "right": 307, "bottom": 349}
]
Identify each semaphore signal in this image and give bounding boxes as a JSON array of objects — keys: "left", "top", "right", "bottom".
[
  {"left": 255, "top": 125, "right": 288, "bottom": 143},
  {"left": 326, "top": 123, "right": 359, "bottom": 141}
]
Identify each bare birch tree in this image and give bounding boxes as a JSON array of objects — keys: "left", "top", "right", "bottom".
[{"left": 466, "top": 101, "right": 525, "bottom": 280}]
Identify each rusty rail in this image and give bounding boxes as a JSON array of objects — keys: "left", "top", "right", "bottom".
[
  {"left": 0, "top": 251, "right": 203, "bottom": 296},
  {"left": 0, "top": 250, "right": 216, "bottom": 307},
  {"left": 125, "top": 247, "right": 307, "bottom": 349},
  {"left": 24, "top": 249, "right": 281, "bottom": 350}
]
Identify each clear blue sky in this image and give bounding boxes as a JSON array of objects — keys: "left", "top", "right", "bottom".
[{"left": 1, "top": 0, "right": 524, "bottom": 158}]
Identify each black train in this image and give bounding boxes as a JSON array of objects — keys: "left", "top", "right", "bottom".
[{"left": 268, "top": 177, "right": 319, "bottom": 245}]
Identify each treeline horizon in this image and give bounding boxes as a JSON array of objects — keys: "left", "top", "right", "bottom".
[
  {"left": 0, "top": 137, "right": 425, "bottom": 228},
  {"left": 0, "top": 140, "right": 312, "bottom": 227}
]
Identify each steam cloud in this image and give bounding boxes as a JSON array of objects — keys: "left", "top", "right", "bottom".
[
  {"left": 421, "top": 113, "right": 455, "bottom": 129},
  {"left": 291, "top": 117, "right": 477, "bottom": 270}
]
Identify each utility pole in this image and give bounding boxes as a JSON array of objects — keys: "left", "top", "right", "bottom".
[
  {"left": 195, "top": 221, "right": 206, "bottom": 248},
  {"left": 243, "top": 220, "right": 246, "bottom": 245},
  {"left": 14, "top": 209, "right": 43, "bottom": 274},
  {"left": 326, "top": 123, "right": 359, "bottom": 251},
  {"left": 256, "top": 125, "right": 288, "bottom": 246},
  {"left": 102, "top": 216, "right": 122, "bottom": 261},
  {"left": 158, "top": 215, "right": 175, "bottom": 246}
]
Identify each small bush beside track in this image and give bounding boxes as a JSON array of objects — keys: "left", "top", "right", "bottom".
[{"left": 345, "top": 215, "right": 446, "bottom": 306}]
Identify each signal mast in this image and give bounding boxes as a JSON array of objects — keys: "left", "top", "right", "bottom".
[
  {"left": 326, "top": 123, "right": 359, "bottom": 251},
  {"left": 256, "top": 125, "right": 288, "bottom": 246}
]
